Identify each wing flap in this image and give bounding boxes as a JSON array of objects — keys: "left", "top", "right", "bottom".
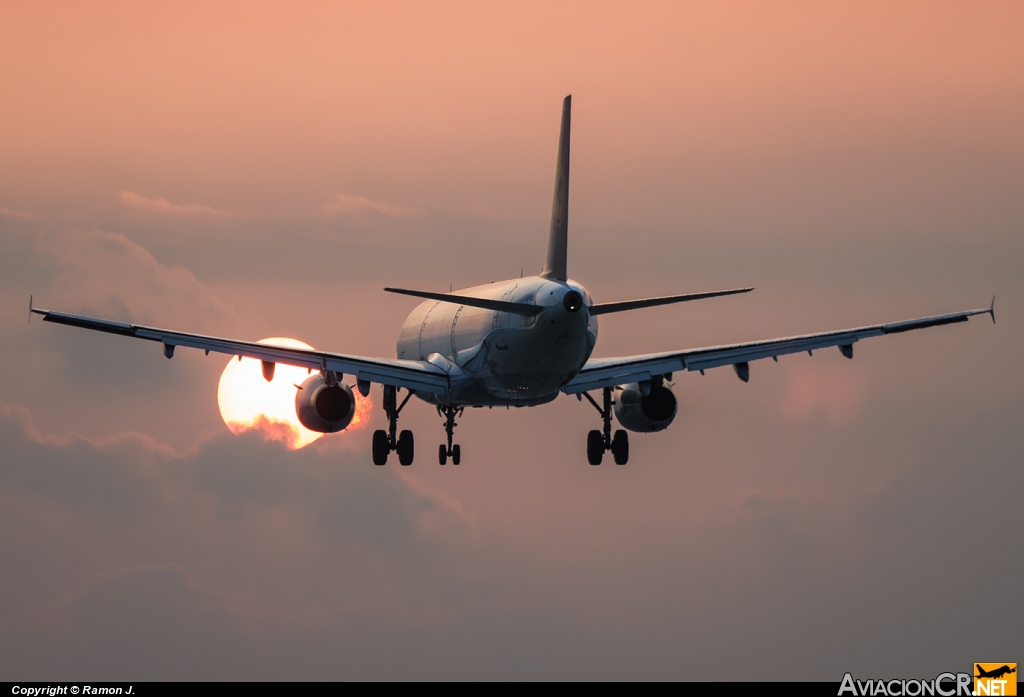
[
  {"left": 563, "top": 357, "right": 686, "bottom": 394},
  {"left": 682, "top": 332, "right": 874, "bottom": 371}
]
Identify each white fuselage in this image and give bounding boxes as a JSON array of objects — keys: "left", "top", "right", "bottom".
[{"left": 396, "top": 276, "right": 598, "bottom": 406}]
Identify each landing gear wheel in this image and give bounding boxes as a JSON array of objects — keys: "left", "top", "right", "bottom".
[
  {"left": 612, "top": 429, "right": 629, "bottom": 465},
  {"left": 438, "top": 405, "right": 463, "bottom": 465},
  {"left": 397, "top": 429, "right": 414, "bottom": 466},
  {"left": 587, "top": 430, "right": 604, "bottom": 465},
  {"left": 376, "top": 385, "right": 415, "bottom": 467},
  {"left": 372, "top": 429, "right": 389, "bottom": 466},
  {"left": 583, "top": 387, "right": 631, "bottom": 466}
]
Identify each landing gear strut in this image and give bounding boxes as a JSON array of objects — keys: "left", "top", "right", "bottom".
[
  {"left": 582, "top": 387, "right": 629, "bottom": 465},
  {"left": 372, "top": 385, "right": 415, "bottom": 466},
  {"left": 437, "top": 405, "right": 463, "bottom": 465}
]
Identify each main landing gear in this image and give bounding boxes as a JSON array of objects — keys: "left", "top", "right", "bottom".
[
  {"left": 372, "top": 385, "right": 415, "bottom": 466},
  {"left": 370, "top": 388, "right": 465, "bottom": 467},
  {"left": 582, "top": 386, "right": 629, "bottom": 465},
  {"left": 437, "top": 405, "right": 463, "bottom": 465}
]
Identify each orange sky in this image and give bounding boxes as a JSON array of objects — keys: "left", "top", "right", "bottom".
[{"left": 1, "top": 1, "right": 1021, "bottom": 679}]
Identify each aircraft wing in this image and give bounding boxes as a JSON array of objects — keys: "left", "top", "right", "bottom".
[
  {"left": 30, "top": 306, "right": 449, "bottom": 394},
  {"left": 563, "top": 300, "right": 995, "bottom": 394}
]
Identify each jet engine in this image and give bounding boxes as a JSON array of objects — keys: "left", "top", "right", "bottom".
[
  {"left": 613, "top": 381, "right": 677, "bottom": 433},
  {"left": 295, "top": 373, "right": 356, "bottom": 433}
]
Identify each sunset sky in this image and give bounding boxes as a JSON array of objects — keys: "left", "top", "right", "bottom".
[{"left": 1, "top": 1, "right": 1021, "bottom": 679}]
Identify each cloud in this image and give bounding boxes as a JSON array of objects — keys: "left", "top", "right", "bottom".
[
  {"left": 27, "top": 227, "right": 233, "bottom": 394},
  {"left": 779, "top": 363, "right": 867, "bottom": 427},
  {"left": 0, "top": 396, "right": 1021, "bottom": 679},
  {"left": 0, "top": 406, "right": 489, "bottom": 677},
  {"left": 321, "top": 193, "right": 419, "bottom": 218},
  {"left": 119, "top": 190, "right": 237, "bottom": 218},
  {"left": 0, "top": 204, "right": 38, "bottom": 221},
  {"left": 0, "top": 403, "right": 475, "bottom": 590},
  {"left": 59, "top": 564, "right": 244, "bottom": 679},
  {"left": 33, "top": 228, "right": 231, "bottom": 328},
  {"left": 1, "top": 228, "right": 236, "bottom": 441}
]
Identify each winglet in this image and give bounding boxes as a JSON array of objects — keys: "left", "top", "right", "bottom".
[
  {"left": 28, "top": 295, "right": 49, "bottom": 323},
  {"left": 28, "top": 296, "right": 51, "bottom": 324},
  {"left": 989, "top": 295, "right": 996, "bottom": 324}
]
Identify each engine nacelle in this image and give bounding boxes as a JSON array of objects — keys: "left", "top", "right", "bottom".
[
  {"left": 613, "top": 382, "right": 678, "bottom": 433},
  {"left": 295, "top": 373, "right": 356, "bottom": 433}
]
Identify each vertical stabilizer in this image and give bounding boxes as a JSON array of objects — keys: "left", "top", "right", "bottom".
[{"left": 541, "top": 95, "right": 571, "bottom": 280}]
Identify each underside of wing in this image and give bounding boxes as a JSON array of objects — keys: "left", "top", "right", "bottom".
[
  {"left": 563, "top": 300, "right": 995, "bottom": 394},
  {"left": 30, "top": 306, "right": 449, "bottom": 394}
]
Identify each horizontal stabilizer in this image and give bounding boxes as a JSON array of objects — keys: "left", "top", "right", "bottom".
[
  {"left": 384, "top": 287, "right": 542, "bottom": 316},
  {"left": 590, "top": 287, "right": 753, "bottom": 316}
]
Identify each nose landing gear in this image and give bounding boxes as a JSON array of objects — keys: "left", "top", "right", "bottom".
[
  {"left": 437, "top": 405, "right": 463, "bottom": 465},
  {"left": 372, "top": 385, "right": 415, "bottom": 466},
  {"left": 581, "top": 386, "right": 629, "bottom": 465}
]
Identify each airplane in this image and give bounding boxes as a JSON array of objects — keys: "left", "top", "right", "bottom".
[
  {"left": 975, "top": 665, "right": 1016, "bottom": 680},
  {"left": 29, "top": 95, "right": 995, "bottom": 467}
]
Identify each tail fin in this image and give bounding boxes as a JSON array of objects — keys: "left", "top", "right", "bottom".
[{"left": 541, "top": 95, "right": 571, "bottom": 281}]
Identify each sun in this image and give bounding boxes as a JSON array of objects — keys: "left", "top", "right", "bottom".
[{"left": 217, "top": 337, "right": 371, "bottom": 449}]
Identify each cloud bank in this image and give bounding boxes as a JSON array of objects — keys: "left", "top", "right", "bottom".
[
  {"left": 119, "top": 191, "right": 237, "bottom": 218},
  {"left": 322, "top": 193, "right": 419, "bottom": 218},
  {"left": 0, "top": 398, "right": 1019, "bottom": 680}
]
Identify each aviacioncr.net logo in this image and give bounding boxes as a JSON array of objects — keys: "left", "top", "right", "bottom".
[
  {"left": 839, "top": 672, "right": 973, "bottom": 696},
  {"left": 974, "top": 664, "right": 1017, "bottom": 696}
]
